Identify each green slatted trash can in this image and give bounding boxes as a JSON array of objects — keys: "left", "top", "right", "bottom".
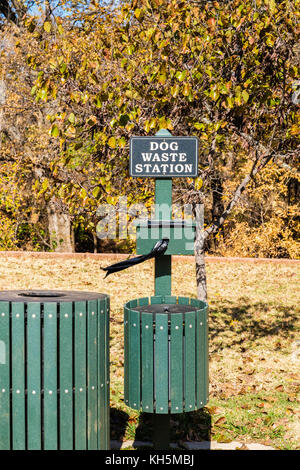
[
  {"left": 124, "top": 295, "right": 208, "bottom": 414},
  {"left": 0, "top": 290, "right": 110, "bottom": 450}
]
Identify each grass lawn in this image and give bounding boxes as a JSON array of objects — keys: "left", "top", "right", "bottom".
[{"left": 0, "top": 254, "right": 299, "bottom": 449}]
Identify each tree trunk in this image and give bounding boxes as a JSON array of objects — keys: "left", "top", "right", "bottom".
[
  {"left": 0, "top": 80, "right": 6, "bottom": 149},
  {"left": 193, "top": 202, "right": 207, "bottom": 302},
  {"left": 211, "top": 172, "right": 224, "bottom": 250},
  {"left": 93, "top": 232, "right": 98, "bottom": 253},
  {"left": 47, "top": 197, "right": 74, "bottom": 252}
]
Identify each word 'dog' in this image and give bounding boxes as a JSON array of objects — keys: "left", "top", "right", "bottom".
[{"left": 149, "top": 141, "right": 179, "bottom": 151}]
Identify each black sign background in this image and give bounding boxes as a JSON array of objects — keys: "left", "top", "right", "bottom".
[{"left": 130, "top": 136, "right": 198, "bottom": 178}]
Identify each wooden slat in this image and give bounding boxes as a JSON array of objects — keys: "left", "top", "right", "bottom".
[
  {"left": 43, "top": 302, "right": 58, "bottom": 450},
  {"left": 98, "top": 298, "right": 106, "bottom": 449},
  {"left": 178, "top": 296, "right": 189, "bottom": 305},
  {"left": 27, "top": 302, "right": 41, "bottom": 450},
  {"left": 124, "top": 306, "right": 129, "bottom": 408},
  {"left": 11, "top": 302, "right": 25, "bottom": 450},
  {"left": 163, "top": 296, "right": 176, "bottom": 304},
  {"left": 154, "top": 314, "right": 169, "bottom": 414},
  {"left": 59, "top": 302, "right": 73, "bottom": 450},
  {"left": 184, "top": 311, "right": 196, "bottom": 411},
  {"left": 74, "top": 301, "right": 87, "bottom": 450},
  {"left": 0, "top": 302, "right": 10, "bottom": 450},
  {"left": 87, "top": 300, "right": 98, "bottom": 450},
  {"left": 151, "top": 295, "right": 163, "bottom": 304},
  {"left": 104, "top": 296, "right": 110, "bottom": 450},
  {"left": 129, "top": 299, "right": 138, "bottom": 308},
  {"left": 141, "top": 313, "right": 154, "bottom": 412},
  {"left": 170, "top": 313, "right": 183, "bottom": 413},
  {"left": 205, "top": 306, "right": 209, "bottom": 401},
  {"left": 138, "top": 297, "right": 149, "bottom": 306},
  {"left": 197, "top": 308, "right": 206, "bottom": 408},
  {"left": 128, "top": 309, "right": 140, "bottom": 410}
]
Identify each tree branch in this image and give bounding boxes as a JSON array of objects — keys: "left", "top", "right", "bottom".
[
  {"left": 0, "top": 0, "right": 18, "bottom": 23},
  {"left": 204, "top": 150, "right": 274, "bottom": 238},
  {"left": 275, "top": 159, "right": 300, "bottom": 177},
  {"left": 203, "top": 125, "right": 299, "bottom": 238}
]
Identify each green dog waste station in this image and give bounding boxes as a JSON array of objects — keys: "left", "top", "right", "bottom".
[
  {"left": 124, "top": 129, "right": 209, "bottom": 449},
  {"left": 0, "top": 290, "right": 110, "bottom": 450}
]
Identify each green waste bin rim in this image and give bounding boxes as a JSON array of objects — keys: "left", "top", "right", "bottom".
[
  {"left": 0, "top": 290, "right": 108, "bottom": 303},
  {"left": 124, "top": 295, "right": 208, "bottom": 313}
]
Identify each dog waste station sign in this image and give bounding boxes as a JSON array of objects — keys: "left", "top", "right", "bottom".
[
  {"left": 123, "top": 130, "right": 208, "bottom": 451},
  {"left": 130, "top": 135, "right": 198, "bottom": 177}
]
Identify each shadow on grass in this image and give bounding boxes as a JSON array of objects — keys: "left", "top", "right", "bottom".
[
  {"left": 209, "top": 301, "right": 299, "bottom": 352},
  {"left": 134, "top": 408, "right": 212, "bottom": 449},
  {"left": 110, "top": 407, "right": 129, "bottom": 445},
  {"left": 109, "top": 407, "right": 212, "bottom": 449}
]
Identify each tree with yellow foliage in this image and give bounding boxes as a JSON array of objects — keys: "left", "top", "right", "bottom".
[{"left": 0, "top": 0, "right": 299, "bottom": 299}]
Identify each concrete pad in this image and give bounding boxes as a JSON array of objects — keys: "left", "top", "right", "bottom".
[
  {"left": 111, "top": 440, "right": 153, "bottom": 450},
  {"left": 111, "top": 439, "right": 275, "bottom": 450},
  {"left": 181, "top": 440, "right": 275, "bottom": 450}
]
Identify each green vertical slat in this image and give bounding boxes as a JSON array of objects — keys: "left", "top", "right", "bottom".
[
  {"left": 98, "top": 296, "right": 110, "bottom": 450},
  {"left": 178, "top": 297, "right": 189, "bottom": 305},
  {"left": 98, "top": 298, "right": 106, "bottom": 449},
  {"left": 74, "top": 300, "right": 87, "bottom": 450},
  {"left": 105, "top": 296, "right": 110, "bottom": 450},
  {"left": 0, "top": 302, "right": 10, "bottom": 450},
  {"left": 124, "top": 306, "right": 129, "bottom": 408},
  {"left": 11, "top": 302, "right": 25, "bottom": 450},
  {"left": 44, "top": 302, "right": 58, "bottom": 450},
  {"left": 184, "top": 311, "right": 196, "bottom": 412},
  {"left": 205, "top": 306, "right": 209, "bottom": 402},
  {"left": 59, "top": 302, "right": 73, "bottom": 450},
  {"left": 87, "top": 300, "right": 98, "bottom": 450},
  {"left": 197, "top": 308, "right": 206, "bottom": 408},
  {"left": 27, "top": 302, "right": 41, "bottom": 450},
  {"left": 141, "top": 313, "right": 154, "bottom": 413},
  {"left": 196, "top": 308, "right": 202, "bottom": 409},
  {"left": 163, "top": 296, "right": 176, "bottom": 304},
  {"left": 155, "top": 314, "right": 168, "bottom": 414},
  {"left": 102, "top": 297, "right": 108, "bottom": 450},
  {"left": 190, "top": 298, "right": 199, "bottom": 307},
  {"left": 170, "top": 313, "right": 183, "bottom": 414},
  {"left": 151, "top": 296, "right": 163, "bottom": 304},
  {"left": 128, "top": 309, "right": 140, "bottom": 410}
]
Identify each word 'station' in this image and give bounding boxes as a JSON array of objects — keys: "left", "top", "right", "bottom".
[{"left": 130, "top": 136, "right": 198, "bottom": 178}]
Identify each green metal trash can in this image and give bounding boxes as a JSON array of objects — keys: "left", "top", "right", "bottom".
[
  {"left": 124, "top": 295, "right": 208, "bottom": 414},
  {"left": 0, "top": 290, "right": 110, "bottom": 450}
]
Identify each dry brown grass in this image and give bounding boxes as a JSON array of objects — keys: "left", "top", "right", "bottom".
[{"left": 0, "top": 254, "right": 299, "bottom": 448}]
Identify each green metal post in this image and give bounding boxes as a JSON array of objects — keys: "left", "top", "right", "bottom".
[
  {"left": 153, "top": 130, "right": 172, "bottom": 449},
  {"left": 154, "top": 176, "right": 172, "bottom": 296},
  {"left": 154, "top": 130, "right": 173, "bottom": 296},
  {"left": 153, "top": 414, "right": 170, "bottom": 451}
]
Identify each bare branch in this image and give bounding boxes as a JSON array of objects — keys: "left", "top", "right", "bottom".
[
  {"left": 0, "top": 0, "right": 18, "bottom": 23},
  {"left": 204, "top": 150, "right": 274, "bottom": 238},
  {"left": 275, "top": 159, "right": 300, "bottom": 177},
  {"left": 232, "top": 127, "right": 298, "bottom": 163}
]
